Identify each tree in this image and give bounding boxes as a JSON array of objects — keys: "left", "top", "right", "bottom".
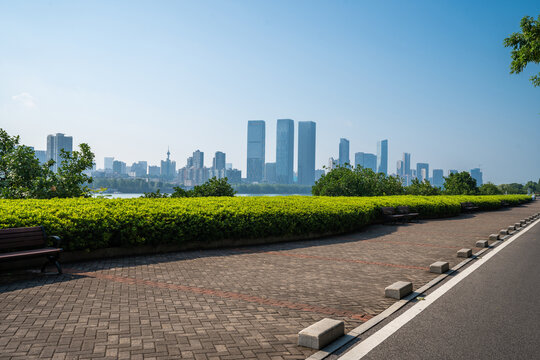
[
  {"left": 0, "top": 128, "right": 95, "bottom": 198},
  {"left": 405, "top": 178, "right": 441, "bottom": 196},
  {"left": 312, "top": 165, "right": 404, "bottom": 197},
  {"left": 479, "top": 182, "right": 502, "bottom": 195},
  {"left": 504, "top": 15, "right": 540, "bottom": 87},
  {"left": 443, "top": 172, "right": 478, "bottom": 195},
  {"left": 190, "top": 177, "right": 236, "bottom": 197}
]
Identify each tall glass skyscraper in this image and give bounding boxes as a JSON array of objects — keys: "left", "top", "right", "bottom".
[
  {"left": 46, "top": 133, "right": 73, "bottom": 172},
  {"left": 297, "top": 121, "right": 316, "bottom": 185},
  {"left": 470, "top": 168, "right": 483, "bottom": 186},
  {"left": 416, "top": 163, "right": 429, "bottom": 182},
  {"left": 377, "top": 139, "right": 388, "bottom": 175},
  {"left": 354, "top": 152, "right": 377, "bottom": 172},
  {"left": 276, "top": 119, "right": 294, "bottom": 184},
  {"left": 339, "top": 138, "right": 350, "bottom": 166},
  {"left": 432, "top": 169, "right": 444, "bottom": 188},
  {"left": 247, "top": 120, "right": 265, "bottom": 182}
]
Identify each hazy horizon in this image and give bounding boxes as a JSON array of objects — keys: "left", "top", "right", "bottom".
[{"left": 1, "top": 1, "right": 539, "bottom": 184}]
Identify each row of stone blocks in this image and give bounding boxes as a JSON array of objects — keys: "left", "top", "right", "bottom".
[{"left": 298, "top": 212, "right": 540, "bottom": 350}]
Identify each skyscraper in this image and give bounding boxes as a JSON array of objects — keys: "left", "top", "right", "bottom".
[
  {"left": 213, "top": 151, "right": 226, "bottom": 170},
  {"left": 377, "top": 139, "right": 388, "bottom": 175},
  {"left": 396, "top": 160, "right": 404, "bottom": 177},
  {"left": 276, "top": 119, "right": 294, "bottom": 184},
  {"left": 354, "top": 152, "right": 377, "bottom": 172},
  {"left": 339, "top": 138, "right": 350, "bottom": 166},
  {"left": 192, "top": 150, "right": 204, "bottom": 169},
  {"left": 104, "top": 157, "right": 114, "bottom": 170},
  {"left": 416, "top": 163, "right": 429, "bottom": 182},
  {"left": 403, "top": 153, "right": 411, "bottom": 176},
  {"left": 432, "top": 169, "right": 444, "bottom": 188},
  {"left": 46, "top": 133, "right": 73, "bottom": 172},
  {"left": 247, "top": 120, "right": 265, "bottom": 183},
  {"left": 297, "top": 121, "right": 316, "bottom": 185},
  {"left": 470, "top": 168, "right": 483, "bottom": 186}
]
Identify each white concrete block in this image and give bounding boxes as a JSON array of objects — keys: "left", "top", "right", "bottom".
[
  {"left": 298, "top": 318, "right": 345, "bottom": 349},
  {"left": 429, "top": 261, "right": 449, "bottom": 274},
  {"left": 457, "top": 248, "right": 472, "bottom": 258},
  {"left": 476, "top": 240, "right": 488, "bottom": 248},
  {"left": 489, "top": 234, "right": 499, "bottom": 241},
  {"left": 385, "top": 281, "right": 413, "bottom": 300}
]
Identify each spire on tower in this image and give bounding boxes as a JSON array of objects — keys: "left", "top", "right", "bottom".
[{"left": 167, "top": 147, "right": 170, "bottom": 160}]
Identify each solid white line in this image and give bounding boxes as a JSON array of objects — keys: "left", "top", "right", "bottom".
[{"left": 339, "top": 218, "right": 540, "bottom": 360}]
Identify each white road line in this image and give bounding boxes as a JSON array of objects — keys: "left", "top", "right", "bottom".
[{"left": 339, "top": 218, "right": 540, "bottom": 360}]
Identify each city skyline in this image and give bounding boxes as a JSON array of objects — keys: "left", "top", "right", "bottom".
[{"left": 2, "top": 1, "right": 539, "bottom": 184}]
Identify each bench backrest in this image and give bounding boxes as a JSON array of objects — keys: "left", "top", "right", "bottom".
[
  {"left": 0, "top": 226, "right": 46, "bottom": 253},
  {"left": 381, "top": 207, "right": 396, "bottom": 215},
  {"left": 396, "top": 206, "right": 410, "bottom": 214}
]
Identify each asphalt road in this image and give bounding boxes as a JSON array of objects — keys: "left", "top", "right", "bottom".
[{"left": 344, "top": 221, "right": 540, "bottom": 360}]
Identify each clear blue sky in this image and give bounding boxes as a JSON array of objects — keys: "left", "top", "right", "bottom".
[{"left": 1, "top": 0, "right": 538, "bottom": 184}]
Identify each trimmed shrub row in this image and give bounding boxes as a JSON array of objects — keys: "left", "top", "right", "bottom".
[{"left": 0, "top": 195, "right": 530, "bottom": 251}]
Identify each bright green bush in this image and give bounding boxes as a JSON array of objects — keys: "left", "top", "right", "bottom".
[{"left": 0, "top": 195, "right": 530, "bottom": 251}]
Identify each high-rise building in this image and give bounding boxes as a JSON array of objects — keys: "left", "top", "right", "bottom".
[
  {"left": 470, "top": 168, "right": 483, "bottom": 186},
  {"left": 377, "top": 139, "right": 388, "bottom": 175},
  {"left": 403, "top": 153, "right": 411, "bottom": 176},
  {"left": 327, "top": 157, "right": 336, "bottom": 173},
  {"left": 297, "top": 121, "right": 316, "bottom": 185},
  {"left": 247, "top": 120, "right": 265, "bottom": 183},
  {"left": 161, "top": 148, "right": 177, "bottom": 180},
  {"left": 396, "top": 160, "right": 404, "bottom": 177},
  {"left": 432, "top": 169, "right": 444, "bottom": 188},
  {"left": 104, "top": 157, "right": 114, "bottom": 170},
  {"left": 264, "top": 162, "right": 277, "bottom": 183},
  {"left": 34, "top": 150, "right": 47, "bottom": 165},
  {"left": 276, "top": 119, "right": 294, "bottom": 184},
  {"left": 148, "top": 166, "right": 160, "bottom": 177},
  {"left": 213, "top": 151, "right": 226, "bottom": 170},
  {"left": 339, "top": 138, "right": 350, "bottom": 166},
  {"left": 112, "top": 160, "right": 126, "bottom": 175},
  {"left": 354, "top": 152, "right": 377, "bottom": 172},
  {"left": 46, "top": 133, "right": 73, "bottom": 172},
  {"left": 192, "top": 150, "right": 204, "bottom": 169},
  {"left": 416, "top": 163, "right": 429, "bottom": 182}
]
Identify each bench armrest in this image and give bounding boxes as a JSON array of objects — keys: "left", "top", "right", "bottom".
[{"left": 48, "top": 235, "right": 62, "bottom": 248}]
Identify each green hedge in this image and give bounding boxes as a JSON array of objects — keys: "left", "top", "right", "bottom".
[{"left": 0, "top": 195, "right": 531, "bottom": 251}]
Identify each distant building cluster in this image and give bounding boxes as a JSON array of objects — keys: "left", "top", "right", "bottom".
[
  {"left": 31, "top": 129, "right": 484, "bottom": 189},
  {"left": 247, "top": 119, "right": 319, "bottom": 185}
]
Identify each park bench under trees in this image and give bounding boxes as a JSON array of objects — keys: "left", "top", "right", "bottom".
[
  {"left": 460, "top": 202, "right": 479, "bottom": 212},
  {"left": 381, "top": 206, "right": 419, "bottom": 223},
  {"left": 0, "top": 227, "right": 63, "bottom": 273}
]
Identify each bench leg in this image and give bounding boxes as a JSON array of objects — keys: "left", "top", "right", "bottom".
[{"left": 41, "top": 255, "right": 62, "bottom": 274}]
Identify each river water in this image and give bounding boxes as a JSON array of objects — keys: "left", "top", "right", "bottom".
[{"left": 98, "top": 193, "right": 311, "bottom": 199}]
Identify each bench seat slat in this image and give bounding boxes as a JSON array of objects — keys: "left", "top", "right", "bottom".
[
  {"left": 0, "top": 247, "right": 62, "bottom": 260},
  {"left": 0, "top": 227, "right": 43, "bottom": 235},
  {"left": 0, "top": 231, "right": 45, "bottom": 240}
]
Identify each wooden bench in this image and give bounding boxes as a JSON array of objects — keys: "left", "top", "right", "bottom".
[
  {"left": 396, "top": 206, "right": 419, "bottom": 222},
  {"left": 381, "top": 206, "right": 418, "bottom": 223},
  {"left": 460, "top": 202, "right": 479, "bottom": 212},
  {"left": 0, "top": 226, "right": 63, "bottom": 274}
]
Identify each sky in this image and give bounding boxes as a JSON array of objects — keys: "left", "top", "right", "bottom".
[{"left": 1, "top": 0, "right": 539, "bottom": 184}]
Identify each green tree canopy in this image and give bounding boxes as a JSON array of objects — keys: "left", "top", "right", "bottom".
[
  {"left": 504, "top": 15, "right": 540, "bottom": 86},
  {"left": 405, "top": 178, "right": 441, "bottom": 196},
  {"left": 312, "top": 165, "right": 404, "bottom": 196},
  {"left": 443, "top": 172, "right": 478, "bottom": 195},
  {"left": 0, "top": 128, "right": 95, "bottom": 198},
  {"left": 479, "top": 182, "right": 502, "bottom": 195}
]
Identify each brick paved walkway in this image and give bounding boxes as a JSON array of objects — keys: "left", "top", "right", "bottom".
[{"left": 1, "top": 202, "right": 539, "bottom": 359}]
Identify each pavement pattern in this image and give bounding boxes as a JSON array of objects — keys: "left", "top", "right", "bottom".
[{"left": 1, "top": 202, "right": 539, "bottom": 359}]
